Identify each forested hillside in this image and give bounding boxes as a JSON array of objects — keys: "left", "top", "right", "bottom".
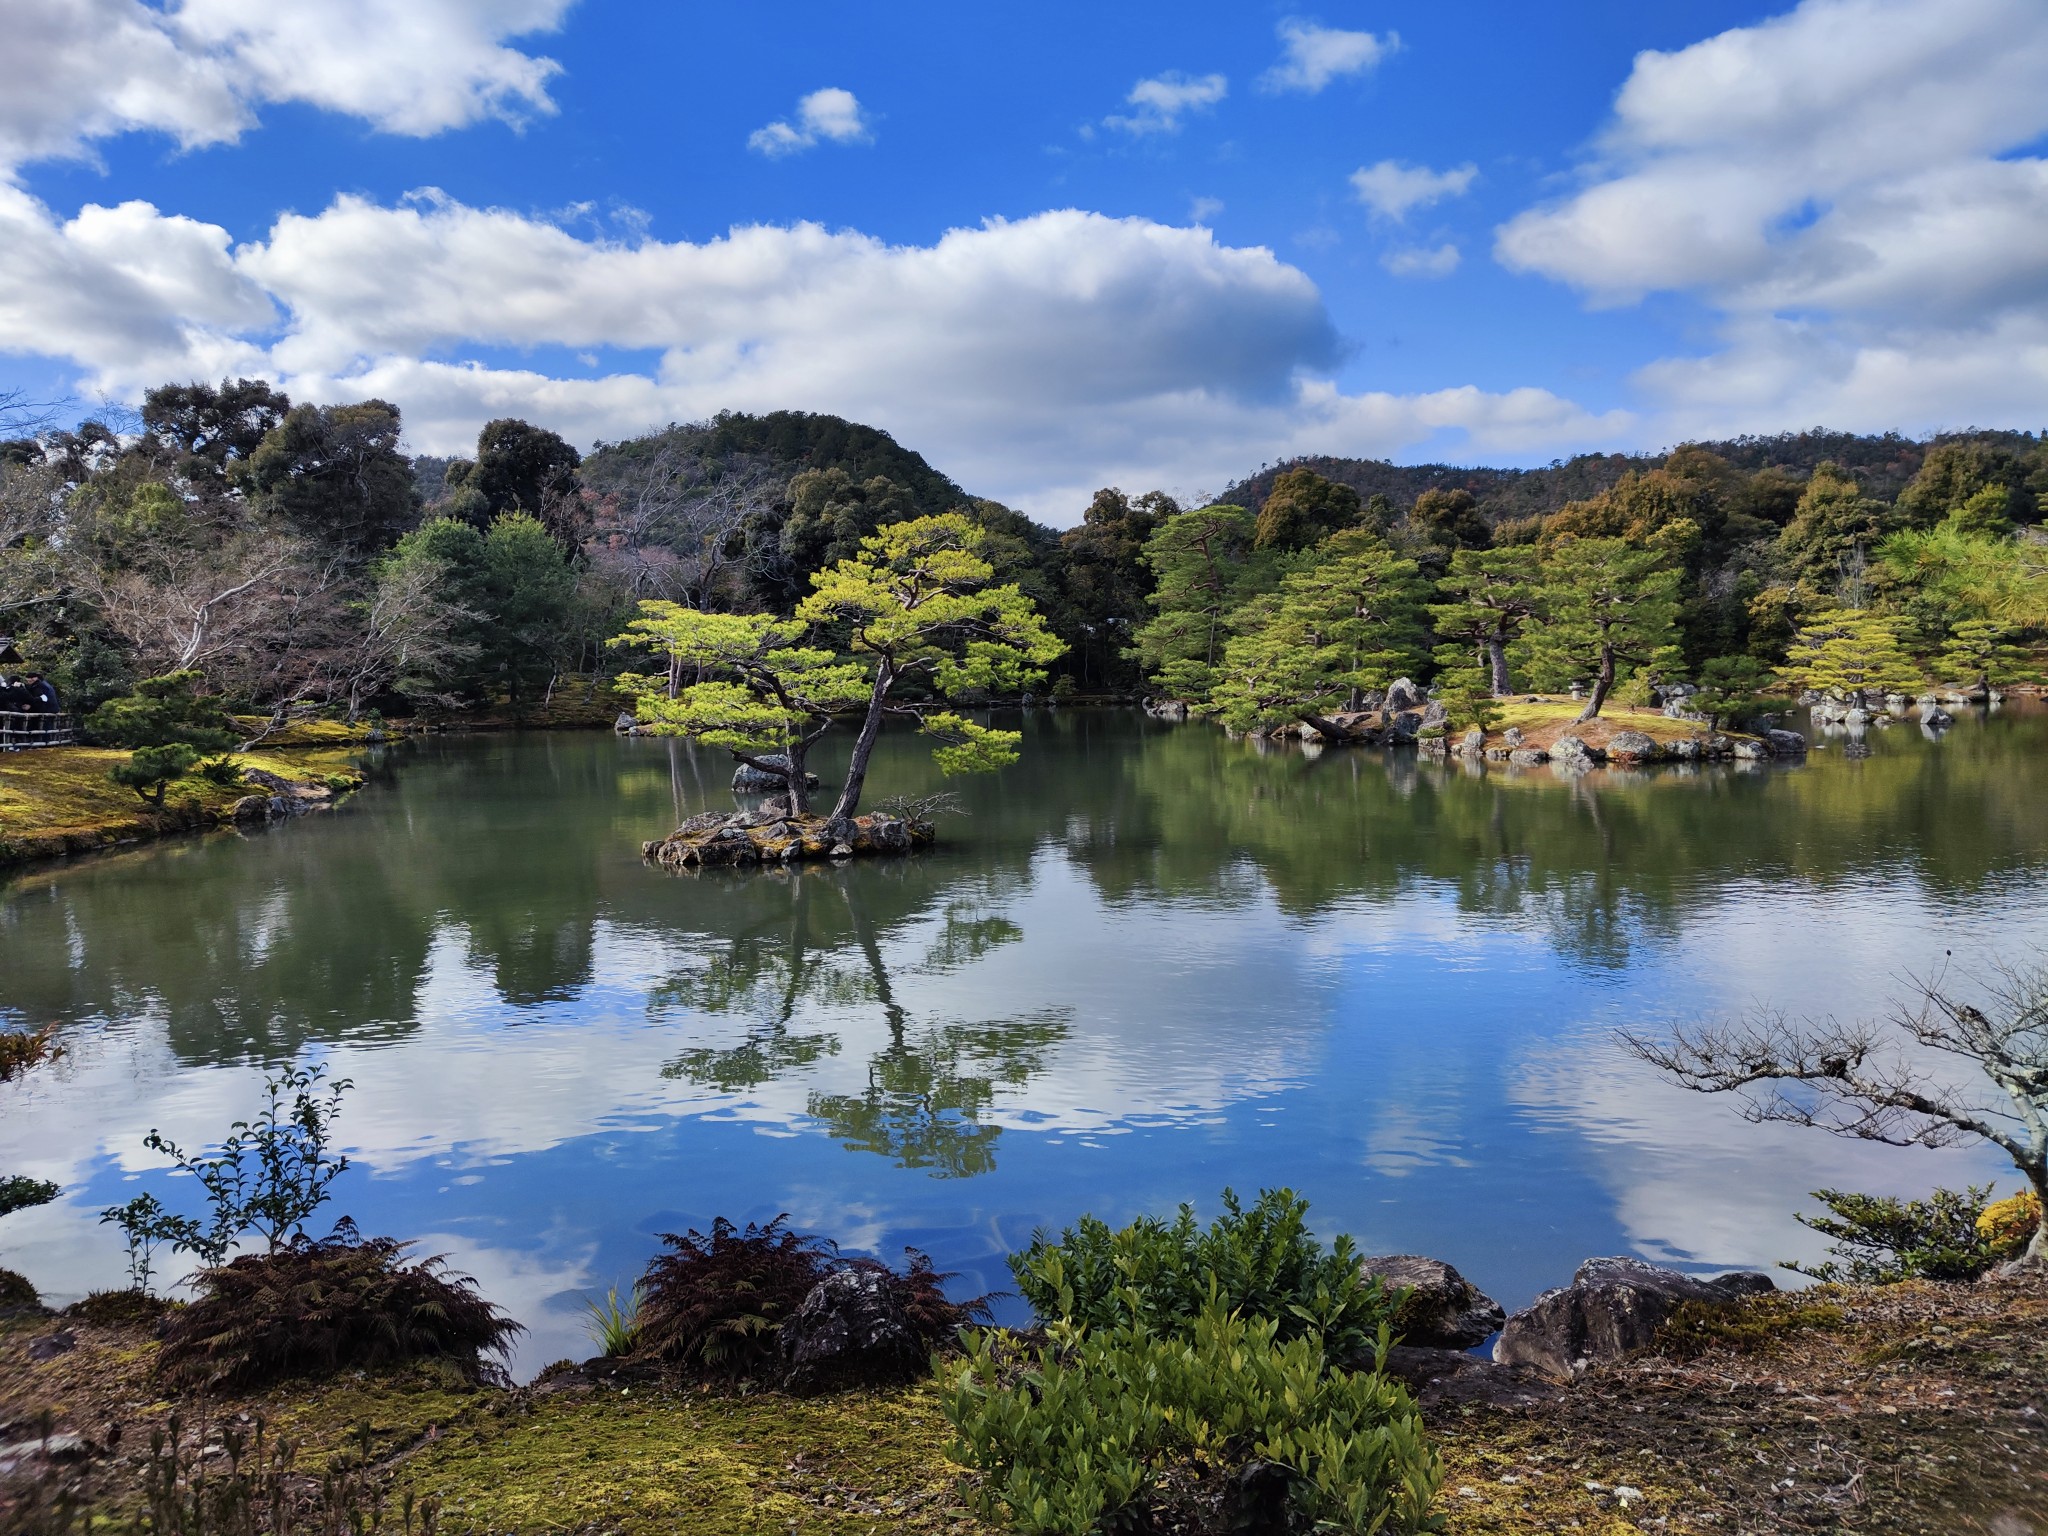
[{"left": 2, "top": 379, "right": 2042, "bottom": 729}]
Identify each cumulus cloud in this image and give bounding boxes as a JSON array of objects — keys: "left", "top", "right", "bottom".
[
  {"left": 1494, "top": 0, "right": 2048, "bottom": 438},
  {"left": 0, "top": 0, "right": 572, "bottom": 170},
  {"left": 1349, "top": 160, "right": 1477, "bottom": 221},
  {"left": 1382, "top": 243, "right": 1460, "bottom": 279},
  {"left": 747, "top": 87, "right": 873, "bottom": 158},
  {"left": 1259, "top": 19, "right": 1398, "bottom": 94},
  {"left": 0, "top": 184, "right": 1624, "bottom": 519},
  {"left": 1106, "top": 72, "right": 1228, "bottom": 136}
]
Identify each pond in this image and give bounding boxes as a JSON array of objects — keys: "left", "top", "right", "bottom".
[{"left": 0, "top": 707, "right": 2035, "bottom": 1376}]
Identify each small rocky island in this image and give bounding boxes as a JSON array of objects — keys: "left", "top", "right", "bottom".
[{"left": 642, "top": 805, "right": 936, "bottom": 870}]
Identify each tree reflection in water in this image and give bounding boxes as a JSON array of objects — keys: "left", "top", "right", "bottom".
[{"left": 656, "top": 864, "right": 1069, "bottom": 1178}]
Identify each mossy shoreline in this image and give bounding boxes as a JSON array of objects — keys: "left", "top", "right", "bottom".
[
  {"left": 0, "top": 724, "right": 370, "bottom": 873},
  {"left": 3, "top": 1274, "right": 2041, "bottom": 1534}
]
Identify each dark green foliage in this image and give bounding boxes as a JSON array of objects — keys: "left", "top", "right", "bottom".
[
  {"left": 1010, "top": 1188, "right": 1395, "bottom": 1363},
  {"left": 141, "top": 378, "right": 292, "bottom": 490},
  {"left": 0, "top": 1175, "right": 60, "bottom": 1217},
  {"left": 1785, "top": 1185, "right": 2009, "bottom": 1284},
  {"left": 0, "top": 1267, "right": 38, "bottom": 1308},
  {"left": 635, "top": 1215, "right": 835, "bottom": 1375},
  {"left": 945, "top": 1303, "right": 1440, "bottom": 1535},
  {"left": 1692, "top": 654, "right": 1779, "bottom": 729},
  {"left": 1056, "top": 488, "right": 1174, "bottom": 690},
  {"left": 471, "top": 418, "right": 583, "bottom": 543},
  {"left": 1254, "top": 468, "right": 1362, "bottom": 551},
  {"left": 66, "top": 1287, "right": 172, "bottom": 1328},
  {"left": 240, "top": 400, "right": 418, "bottom": 559},
  {"left": 380, "top": 513, "right": 576, "bottom": 702},
  {"left": 86, "top": 671, "right": 238, "bottom": 751},
  {"left": 196, "top": 755, "right": 245, "bottom": 788},
  {"left": 111, "top": 743, "right": 199, "bottom": 806},
  {"left": 1408, "top": 486, "right": 1491, "bottom": 551},
  {"left": 155, "top": 1220, "right": 522, "bottom": 1389}
]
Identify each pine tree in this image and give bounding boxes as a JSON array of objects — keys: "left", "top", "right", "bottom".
[
  {"left": 1937, "top": 619, "right": 2035, "bottom": 697},
  {"left": 1522, "top": 537, "right": 1682, "bottom": 722},
  {"left": 1779, "top": 610, "right": 1921, "bottom": 700},
  {"left": 1428, "top": 546, "right": 1542, "bottom": 696},
  {"left": 1208, "top": 530, "right": 1425, "bottom": 736}
]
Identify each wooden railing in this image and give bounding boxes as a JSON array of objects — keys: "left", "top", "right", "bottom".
[{"left": 0, "top": 712, "right": 77, "bottom": 750}]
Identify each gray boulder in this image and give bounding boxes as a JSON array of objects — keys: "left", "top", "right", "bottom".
[
  {"left": 1419, "top": 699, "right": 1449, "bottom": 729},
  {"left": 1386, "top": 710, "right": 1423, "bottom": 741},
  {"left": 1767, "top": 728, "right": 1809, "bottom": 755},
  {"left": 613, "top": 711, "right": 638, "bottom": 733},
  {"left": 1457, "top": 727, "right": 1486, "bottom": 756},
  {"left": 1606, "top": 730, "right": 1661, "bottom": 763},
  {"left": 1551, "top": 735, "right": 1604, "bottom": 769},
  {"left": 780, "top": 1263, "right": 925, "bottom": 1391},
  {"left": 1668, "top": 737, "right": 1703, "bottom": 762},
  {"left": 1360, "top": 1255, "right": 1505, "bottom": 1349},
  {"left": 1384, "top": 677, "right": 1425, "bottom": 712},
  {"left": 732, "top": 754, "right": 820, "bottom": 793},
  {"left": 1732, "top": 738, "right": 1770, "bottom": 759},
  {"left": 1507, "top": 747, "right": 1550, "bottom": 765},
  {"left": 1493, "top": 1256, "right": 1775, "bottom": 1379},
  {"left": 1503, "top": 726, "right": 1524, "bottom": 747}
]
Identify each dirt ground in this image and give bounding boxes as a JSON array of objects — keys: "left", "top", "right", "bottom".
[{"left": 2, "top": 1274, "right": 2041, "bottom": 1534}]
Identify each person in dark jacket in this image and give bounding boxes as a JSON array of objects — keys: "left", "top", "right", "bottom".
[{"left": 18, "top": 671, "right": 58, "bottom": 713}]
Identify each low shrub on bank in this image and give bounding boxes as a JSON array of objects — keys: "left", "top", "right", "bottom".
[
  {"left": 633, "top": 1215, "right": 986, "bottom": 1385},
  {"left": 944, "top": 1302, "right": 1440, "bottom": 1536},
  {"left": 1010, "top": 1187, "right": 1394, "bottom": 1359},
  {"left": 156, "top": 1220, "right": 521, "bottom": 1390},
  {"left": 1785, "top": 1185, "right": 2024, "bottom": 1283}
]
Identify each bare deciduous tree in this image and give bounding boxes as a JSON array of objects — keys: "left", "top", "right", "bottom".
[
  {"left": 1621, "top": 958, "right": 2048, "bottom": 1268},
  {"left": 584, "top": 442, "right": 785, "bottom": 609}
]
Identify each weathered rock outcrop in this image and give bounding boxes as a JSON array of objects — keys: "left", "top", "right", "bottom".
[
  {"left": 1766, "top": 728, "right": 1809, "bottom": 756},
  {"left": 1360, "top": 1254, "right": 1506, "bottom": 1349},
  {"left": 1605, "top": 730, "right": 1662, "bottom": 764},
  {"left": 731, "top": 754, "right": 821, "bottom": 793},
  {"left": 780, "top": 1263, "right": 927, "bottom": 1392},
  {"left": 1492, "top": 1256, "right": 1775, "bottom": 1379},
  {"left": 643, "top": 808, "right": 934, "bottom": 870}
]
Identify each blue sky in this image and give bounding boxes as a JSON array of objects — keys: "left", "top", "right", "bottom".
[{"left": 3, "top": 0, "right": 2046, "bottom": 520}]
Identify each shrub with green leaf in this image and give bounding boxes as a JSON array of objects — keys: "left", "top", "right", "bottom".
[
  {"left": 943, "top": 1300, "right": 1441, "bottom": 1535},
  {"left": 110, "top": 741, "right": 200, "bottom": 806},
  {"left": 85, "top": 670, "right": 239, "bottom": 751},
  {"left": 1784, "top": 1185, "right": 2013, "bottom": 1283},
  {"left": 155, "top": 1218, "right": 522, "bottom": 1390},
  {"left": 1009, "top": 1188, "right": 1394, "bottom": 1363},
  {"left": 583, "top": 1282, "right": 643, "bottom": 1358}
]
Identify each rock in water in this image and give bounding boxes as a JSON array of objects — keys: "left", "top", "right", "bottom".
[
  {"left": 1492, "top": 1256, "right": 1774, "bottom": 1378},
  {"left": 780, "top": 1264, "right": 924, "bottom": 1391},
  {"left": 1359, "top": 1255, "right": 1506, "bottom": 1349},
  {"left": 731, "top": 754, "right": 821, "bottom": 793},
  {"left": 1767, "top": 728, "right": 1809, "bottom": 755}
]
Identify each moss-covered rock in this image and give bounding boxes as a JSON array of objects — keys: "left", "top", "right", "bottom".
[{"left": 644, "top": 809, "right": 935, "bottom": 872}]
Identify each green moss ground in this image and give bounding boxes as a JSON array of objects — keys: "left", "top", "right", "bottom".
[
  {"left": 1484, "top": 697, "right": 1749, "bottom": 753},
  {"left": 0, "top": 737, "right": 367, "bottom": 868}
]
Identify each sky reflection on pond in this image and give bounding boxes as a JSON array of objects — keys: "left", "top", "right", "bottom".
[{"left": 0, "top": 709, "right": 2034, "bottom": 1375}]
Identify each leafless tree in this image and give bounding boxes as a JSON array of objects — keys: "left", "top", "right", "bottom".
[
  {"left": 1620, "top": 958, "right": 2048, "bottom": 1268},
  {"left": 84, "top": 528, "right": 314, "bottom": 677},
  {"left": 327, "top": 559, "right": 479, "bottom": 719},
  {"left": 0, "top": 460, "right": 69, "bottom": 624},
  {"left": 0, "top": 387, "right": 66, "bottom": 440},
  {"left": 584, "top": 443, "right": 785, "bottom": 608}
]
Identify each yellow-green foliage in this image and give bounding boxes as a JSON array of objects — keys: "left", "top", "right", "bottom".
[
  {"left": 408, "top": 1382, "right": 982, "bottom": 1535},
  {"left": 0, "top": 744, "right": 364, "bottom": 865},
  {"left": 1977, "top": 1190, "right": 2041, "bottom": 1258},
  {"left": 1656, "top": 1295, "right": 1848, "bottom": 1359}
]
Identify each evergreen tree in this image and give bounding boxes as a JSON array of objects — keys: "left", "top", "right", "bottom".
[
  {"left": 1132, "top": 506, "right": 1266, "bottom": 699},
  {"left": 1428, "top": 546, "right": 1542, "bottom": 696},
  {"left": 1252, "top": 469, "right": 1360, "bottom": 551},
  {"left": 1208, "top": 531, "right": 1424, "bottom": 736},
  {"left": 1937, "top": 620, "right": 2035, "bottom": 697},
  {"left": 1779, "top": 610, "right": 1921, "bottom": 700},
  {"left": 1522, "top": 536, "right": 1682, "bottom": 722}
]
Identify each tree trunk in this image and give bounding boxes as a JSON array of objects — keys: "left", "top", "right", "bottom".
[
  {"left": 827, "top": 663, "right": 894, "bottom": 833},
  {"left": 2025, "top": 1169, "right": 2048, "bottom": 1269},
  {"left": 1488, "top": 637, "right": 1512, "bottom": 696},
  {"left": 1301, "top": 712, "right": 1349, "bottom": 744},
  {"left": 1576, "top": 643, "right": 1616, "bottom": 723}
]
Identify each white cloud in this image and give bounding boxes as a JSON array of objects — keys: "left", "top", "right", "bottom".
[
  {"left": 1494, "top": 0, "right": 2048, "bottom": 439},
  {"left": 0, "top": 184, "right": 1624, "bottom": 520},
  {"left": 1106, "top": 72, "right": 1228, "bottom": 136},
  {"left": 1259, "top": 19, "right": 1398, "bottom": 94},
  {"left": 0, "top": 0, "right": 572, "bottom": 170},
  {"left": 748, "top": 87, "right": 873, "bottom": 158},
  {"left": 1189, "top": 196, "right": 1225, "bottom": 225},
  {"left": 1382, "top": 243, "right": 1460, "bottom": 279},
  {"left": 1349, "top": 160, "right": 1477, "bottom": 221}
]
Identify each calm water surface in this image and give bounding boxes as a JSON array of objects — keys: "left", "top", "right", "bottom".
[{"left": 1, "top": 709, "right": 2035, "bottom": 1374}]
